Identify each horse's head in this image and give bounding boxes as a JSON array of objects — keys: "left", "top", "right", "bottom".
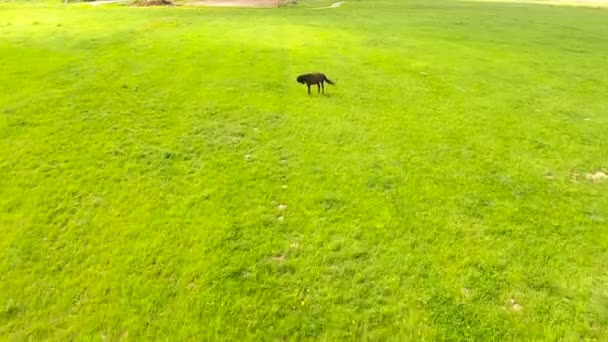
[{"left": 296, "top": 75, "right": 305, "bottom": 84}]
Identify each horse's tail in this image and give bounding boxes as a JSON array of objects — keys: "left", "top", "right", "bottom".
[{"left": 323, "top": 75, "right": 335, "bottom": 85}]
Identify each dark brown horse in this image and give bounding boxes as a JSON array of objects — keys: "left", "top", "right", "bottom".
[{"left": 296, "top": 73, "right": 334, "bottom": 94}]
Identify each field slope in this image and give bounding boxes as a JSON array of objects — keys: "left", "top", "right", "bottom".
[{"left": 1, "top": 0, "right": 608, "bottom": 339}]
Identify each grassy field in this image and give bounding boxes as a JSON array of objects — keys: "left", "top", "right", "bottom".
[{"left": 1, "top": 0, "right": 608, "bottom": 339}]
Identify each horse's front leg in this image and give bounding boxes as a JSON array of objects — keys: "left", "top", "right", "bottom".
[{"left": 307, "top": 84, "right": 311, "bottom": 94}]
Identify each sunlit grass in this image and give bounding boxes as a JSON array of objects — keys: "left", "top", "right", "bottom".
[{"left": 1, "top": 0, "right": 607, "bottom": 339}]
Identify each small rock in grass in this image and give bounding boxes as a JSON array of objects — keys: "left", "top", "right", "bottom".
[
  {"left": 509, "top": 298, "right": 523, "bottom": 311},
  {"left": 278, "top": 204, "right": 287, "bottom": 211}
]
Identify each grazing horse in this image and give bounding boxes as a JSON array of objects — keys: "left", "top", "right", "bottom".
[{"left": 296, "top": 73, "right": 334, "bottom": 94}]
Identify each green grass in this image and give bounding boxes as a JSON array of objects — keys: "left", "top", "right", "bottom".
[{"left": 1, "top": 0, "right": 608, "bottom": 339}]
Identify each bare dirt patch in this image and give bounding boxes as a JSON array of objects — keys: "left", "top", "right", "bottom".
[
  {"left": 313, "top": 1, "right": 344, "bottom": 9},
  {"left": 586, "top": 171, "right": 608, "bottom": 183}
]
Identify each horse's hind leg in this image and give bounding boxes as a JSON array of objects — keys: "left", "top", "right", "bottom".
[
  {"left": 317, "top": 83, "right": 320, "bottom": 93},
  {"left": 321, "top": 81, "right": 325, "bottom": 94}
]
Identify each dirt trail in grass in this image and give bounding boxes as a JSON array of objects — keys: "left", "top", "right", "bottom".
[{"left": 313, "top": 1, "right": 344, "bottom": 9}]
